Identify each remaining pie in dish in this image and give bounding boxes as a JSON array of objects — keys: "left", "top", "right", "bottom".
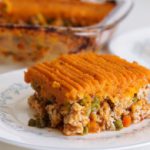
[
  {"left": 0, "top": 0, "right": 115, "bottom": 26},
  {"left": 25, "top": 52, "right": 150, "bottom": 135},
  {"left": 0, "top": 0, "right": 115, "bottom": 63}
]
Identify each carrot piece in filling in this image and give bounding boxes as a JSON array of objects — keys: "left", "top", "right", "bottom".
[
  {"left": 122, "top": 115, "right": 132, "bottom": 127},
  {"left": 88, "top": 121, "right": 100, "bottom": 133}
]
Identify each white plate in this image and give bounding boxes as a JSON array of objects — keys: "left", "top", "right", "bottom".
[
  {"left": 109, "top": 28, "right": 150, "bottom": 68},
  {"left": 0, "top": 70, "right": 150, "bottom": 150},
  {"left": 0, "top": 63, "right": 24, "bottom": 74}
]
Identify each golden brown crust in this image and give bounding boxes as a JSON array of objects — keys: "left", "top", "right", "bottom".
[
  {"left": 0, "top": 0, "right": 115, "bottom": 26},
  {"left": 25, "top": 52, "right": 150, "bottom": 103}
]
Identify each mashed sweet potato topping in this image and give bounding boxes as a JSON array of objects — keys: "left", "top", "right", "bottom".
[
  {"left": 0, "top": 0, "right": 115, "bottom": 26},
  {"left": 25, "top": 53, "right": 150, "bottom": 103}
]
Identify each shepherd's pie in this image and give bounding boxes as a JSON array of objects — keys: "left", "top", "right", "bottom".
[{"left": 25, "top": 53, "right": 150, "bottom": 135}]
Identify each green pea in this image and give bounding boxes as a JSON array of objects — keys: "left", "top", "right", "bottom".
[
  {"left": 64, "top": 103, "right": 71, "bottom": 113},
  {"left": 132, "top": 97, "right": 138, "bottom": 103},
  {"left": 83, "top": 126, "right": 88, "bottom": 135},
  {"left": 86, "top": 107, "right": 91, "bottom": 116},
  {"left": 114, "top": 120, "right": 123, "bottom": 130},
  {"left": 28, "top": 119, "right": 36, "bottom": 127},
  {"left": 91, "top": 97, "right": 100, "bottom": 112},
  {"left": 79, "top": 99, "right": 86, "bottom": 106},
  {"left": 36, "top": 118, "right": 46, "bottom": 128}
]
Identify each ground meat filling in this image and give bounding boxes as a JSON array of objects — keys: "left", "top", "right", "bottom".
[
  {"left": 63, "top": 103, "right": 89, "bottom": 135},
  {"left": 28, "top": 85, "right": 150, "bottom": 135}
]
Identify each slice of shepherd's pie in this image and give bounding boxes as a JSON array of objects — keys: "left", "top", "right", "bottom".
[{"left": 24, "top": 53, "right": 150, "bottom": 135}]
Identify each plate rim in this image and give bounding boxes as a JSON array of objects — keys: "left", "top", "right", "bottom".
[{"left": 0, "top": 132, "right": 150, "bottom": 150}]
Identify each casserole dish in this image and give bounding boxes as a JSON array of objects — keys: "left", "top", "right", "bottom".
[{"left": 0, "top": 0, "right": 133, "bottom": 64}]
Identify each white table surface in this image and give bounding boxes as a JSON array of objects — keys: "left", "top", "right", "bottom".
[{"left": 0, "top": 0, "right": 150, "bottom": 149}]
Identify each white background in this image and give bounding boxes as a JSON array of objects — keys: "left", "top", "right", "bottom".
[
  {"left": 0, "top": 0, "right": 150, "bottom": 149},
  {"left": 116, "top": 0, "right": 150, "bottom": 35}
]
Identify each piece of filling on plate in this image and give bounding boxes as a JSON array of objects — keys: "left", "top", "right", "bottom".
[{"left": 25, "top": 53, "right": 150, "bottom": 135}]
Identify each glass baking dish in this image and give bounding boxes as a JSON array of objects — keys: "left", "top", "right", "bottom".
[{"left": 0, "top": 0, "right": 133, "bottom": 64}]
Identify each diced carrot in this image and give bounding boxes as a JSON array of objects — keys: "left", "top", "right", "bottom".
[
  {"left": 88, "top": 121, "right": 100, "bottom": 133},
  {"left": 90, "top": 113, "right": 97, "bottom": 121},
  {"left": 122, "top": 115, "right": 132, "bottom": 127}
]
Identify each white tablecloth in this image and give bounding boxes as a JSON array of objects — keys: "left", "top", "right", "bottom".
[{"left": 0, "top": 0, "right": 150, "bottom": 149}]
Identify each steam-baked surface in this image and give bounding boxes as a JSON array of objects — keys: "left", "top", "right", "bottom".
[{"left": 25, "top": 53, "right": 150, "bottom": 104}]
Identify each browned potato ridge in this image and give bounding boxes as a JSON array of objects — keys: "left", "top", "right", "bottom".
[
  {"left": 25, "top": 53, "right": 150, "bottom": 104},
  {"left": 0, "top": 0, "right": 115, "bottom": 26}
]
